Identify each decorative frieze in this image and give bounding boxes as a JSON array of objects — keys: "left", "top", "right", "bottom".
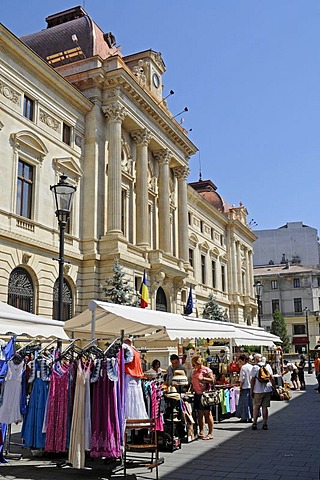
[
  {"left": 0, "top": 79, "right": 20, "bottom": 105},
  {"left": 39, "top": 109, "right": 60, "bottom": 132}
]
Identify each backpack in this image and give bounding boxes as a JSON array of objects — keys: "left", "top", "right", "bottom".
[{"left": 257, "top": 365, "right": 271, "bottom": 383}]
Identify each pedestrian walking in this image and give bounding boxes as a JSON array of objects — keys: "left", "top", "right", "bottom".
[
  {"left": 314, "top": 353, "right": 320, "bottom": 393},
  {"left": 236, "top": 353, "right": 253, "bottom": 422},
  {"left": 297, "top": 355, "right": 306, "bottom": 390},
  {"left": 250, "top": 353, "right": 275, "bottom": 431}
]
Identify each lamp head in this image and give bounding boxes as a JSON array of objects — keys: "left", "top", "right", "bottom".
[{"left": 50, "top": 174, "right": 76, "bottom": 224}]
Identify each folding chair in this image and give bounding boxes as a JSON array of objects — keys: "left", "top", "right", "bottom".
[{"left": 124, "top": 418, "right": 160, "bottom": 479}]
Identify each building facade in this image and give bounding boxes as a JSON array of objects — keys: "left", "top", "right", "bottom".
[
  {"left": 253, "top": 221, "right": 320, "bottom": 267},
  {"left": 254, "top": 264, "right": 320, "bottom": 352},
  {"left": 0, "top": 7, "right": 257, "bottom": 325}
]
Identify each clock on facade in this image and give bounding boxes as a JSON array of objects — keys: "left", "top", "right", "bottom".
[{"left": 152, "top": 73, "right": 160, "bottom": 88}]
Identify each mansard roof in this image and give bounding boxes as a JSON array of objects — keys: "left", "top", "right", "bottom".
[{"left": 20, "top": 6, "right": 116, "bottom": 67}]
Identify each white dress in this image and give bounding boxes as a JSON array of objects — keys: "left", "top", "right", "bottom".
[{"left": 0, "top": 359, "right": 24, "bottom": 424}]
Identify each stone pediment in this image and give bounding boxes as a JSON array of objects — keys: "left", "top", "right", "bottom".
[
  {"left": 11, "top": 131, "right": 48, "bottom": 162},
  {"left": 52, "top": 157, "right": 83, "bottom": 182}
]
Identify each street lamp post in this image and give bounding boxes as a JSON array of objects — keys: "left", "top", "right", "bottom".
[
  {"left": 253, "top": 281, "right": 263, "bottom": 328},
  {"left": 304, "top": 307, "right": 313, "bottom": 374},
  {"left": 50, "top": 174, "right": 76, "bottom": 326}
]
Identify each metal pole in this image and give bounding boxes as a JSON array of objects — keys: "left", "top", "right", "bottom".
[
  {"left": 305, "top": 309, "right": 312, "bottom": 374},
  {"left": 257, "top": 294, "right": 261, "bottom": 328},
  {"left": 57, "top": 220, "right": 66, "bottom": 350}
]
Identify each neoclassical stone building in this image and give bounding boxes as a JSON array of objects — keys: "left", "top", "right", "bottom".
[{"left": 0, "top": 7, "right": 257, "bottom": 324}]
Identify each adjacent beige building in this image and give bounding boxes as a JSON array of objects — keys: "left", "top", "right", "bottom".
[{"left": 0, "top": 7, "right": 257, "bottom": 326}]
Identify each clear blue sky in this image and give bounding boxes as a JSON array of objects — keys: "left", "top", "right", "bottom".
[{"left": 2, "top": 1, "right": 320, "bottom": 233}]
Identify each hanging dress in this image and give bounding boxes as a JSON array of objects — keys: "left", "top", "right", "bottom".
[
  {"left": 124, "top": 346, "right": 148, "bottom": 420},
  {"left": 0, "top": 359, "right": 24, "bottom": 424},
  {"left": 21, "top": 361, "right": 49, "bottom": 448},
  {"left": 45, "top": 363, "right": 69, "bottom": 452},
  {"left": 91, "top": 361, "right": 121, "bottom": 459},
  {"left": 68, "top": 360, "right": 86, "bottom": 469}
]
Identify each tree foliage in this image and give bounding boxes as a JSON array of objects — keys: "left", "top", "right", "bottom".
[
  {"left": 202, "top": 294, "right": 225, "bottom": 321},
  {"left": 101, "top": 259, "right": 138, "bottom": 306},
  {"left": 270, "top": 310, "right": 290, "bottom": 353}
]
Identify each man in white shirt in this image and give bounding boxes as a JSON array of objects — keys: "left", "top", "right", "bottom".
[{"left": 250, "top": 354, "right": 275, "bottom": 431}]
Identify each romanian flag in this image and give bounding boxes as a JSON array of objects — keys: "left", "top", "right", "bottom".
[{"left": 140, "top": 270, "right": 149, "bottom": 308}]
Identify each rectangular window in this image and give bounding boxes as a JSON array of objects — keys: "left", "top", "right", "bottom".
[
  {"left": 221, "top": 265, "right": 226, "bottom": 292},
  {"left": 201, "top": 254, "right": 206, "bottom": 284},
  {"left": 189, "top": 249, "right": 194, "bottom": 268},
  {"left": 62, "top": 122, "right": 71, "bottom": 145},
  {"left": 135, "top": 275, "right": 142, "bottom": 293},
  {"left": 188, "top": 212, "right": 191, "bottom": 225},
  {"left": 210, "top": 228, "right": 214, "bottom": 240},
  {"left": 272, "top": 299, "right": 280, "bottom": 313},
  {"left": 294, "top": 298, "right": 302, "bottom": 313},
  {"left": 293, "top": 278, "right": 300, "bottom": 288},
  {"left": 271, "top": 280, "right": 278, "bottom": 289},
  {"left": 16, "top": 160, "right": 33, "bottom": 218},
  {"left": 200, "top": 220, "right": 204, "bottom": 233},
  {"left": 293, "top": 324, "right": 306, "bottom": 335},
  {"left": 318, "top": 277, "right": 320, "bottom": 287},
  {"left": 220, "top": 234, "right": 224, "bottom": 246},
  {"left": 211, "top": 260, "right": 216, "bottom": 288},
  {"left": 23, "top": 95, "right": 34, "bottom": 121}
]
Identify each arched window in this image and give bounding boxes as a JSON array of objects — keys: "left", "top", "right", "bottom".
[
  {"left": 156, "top": 287, "right": 167, "bottom": 312},
  {"left": 8, "top": 267, "right": 34, "bottom": 313},
  {"left": 53, "top": 278, "right": 73, "bottom": 321}
]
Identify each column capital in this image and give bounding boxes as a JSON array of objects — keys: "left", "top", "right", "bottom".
[
  {"left": 153, "top": 149, "right": 171, "bottom": 165},
  {"left": 131, "top": 128, "right": 151, "bottom": 146},
  {"left": 173, "top": 165, "right": 190, "bottom": 180},
  {"left": 102, "top": 102, "right": 126, "bottom": 123}
]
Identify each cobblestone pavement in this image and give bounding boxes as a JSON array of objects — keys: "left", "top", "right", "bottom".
[{"left": 0, "top": 373, "right": 319, "bottom": 480}]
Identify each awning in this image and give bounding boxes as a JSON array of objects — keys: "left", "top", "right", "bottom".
[
  {"left": 292, "top": 336, "right": 308, "bottom": 345},
  {"left": 65, "top": 301, "right": 281, "bottom": 346},
  {"left": 0, "top": 302, "right": 69, "bottom": 339},
  {"left": 65, "top": 301, "right": 236, "bottom": 341}
]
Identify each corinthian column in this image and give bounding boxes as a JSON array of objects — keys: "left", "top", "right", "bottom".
[
  {"left": 154, "top": 149, "right": 171, "bottom": 253},
  {"left": 173, "top": 166, "right": 190, "bottom": 263},
  {"left": 103, "top": 103, "right": 126, "bottom": 233},
  {"left": 131, "top": 129, "right": 151, "bottom": 246}
]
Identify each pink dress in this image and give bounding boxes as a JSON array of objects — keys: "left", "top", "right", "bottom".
[{"left": 45, "top": 363, "right": 69, "bottom": 452}]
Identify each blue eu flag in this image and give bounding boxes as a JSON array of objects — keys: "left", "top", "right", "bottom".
[{"left": 184, "top": 286, "right": 193, "bottom": 315}]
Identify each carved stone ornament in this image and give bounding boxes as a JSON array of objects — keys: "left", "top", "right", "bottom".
[
  {"left": 173, "top": 166, "right": 190, "bottom": 180},
  {"left": 102, "top": 103, "right": 126, "bottom": 123},
  {"left": 131, "top": 128, "right": 151, "bottom": 146},
  {"left": 64, "top": 264, "right": 71, "bottom": 275},
  {"left": 0, "top": 79, "right": 20, "bottom": 105},
  {"left": 150, "top": 271, "right": 165, "bottom": 293},
  {"left": 22, "top": 252, "right": 32, "bottom": 264},
  {"left": 153, "top": 149, "right": 171, "bottom": 165},
  {"left": 132, "top": 60, "right": 146, "bottom": 85},
  {"left": 39, "top": 109, "right": 60, "bottom": 132},
  {"left": 0, "top": 121, "right": 3, "bottom": 131}
]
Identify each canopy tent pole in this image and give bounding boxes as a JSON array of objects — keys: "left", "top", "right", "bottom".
[{"left": 89, "top": 300, "right": 96, "bottom": 340}]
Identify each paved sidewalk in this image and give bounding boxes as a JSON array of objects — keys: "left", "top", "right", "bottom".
[{"left": 0, "top": 373, "right": 319, "bottom": 480}]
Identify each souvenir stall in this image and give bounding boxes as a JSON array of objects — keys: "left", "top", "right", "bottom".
[{"left": 0, "top": 301, "right": 69, "bottom": 463}]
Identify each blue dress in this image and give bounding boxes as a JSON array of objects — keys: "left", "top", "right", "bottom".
[{"left": 21, "top": 362, "right": 49, "bottom": 448}]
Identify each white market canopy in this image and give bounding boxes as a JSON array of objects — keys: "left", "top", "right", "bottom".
[
  {"left": 0, "top": 301, "right": 69, "bottom": 339},
  {"left": 65, "top": 301, "right": 281, "bottom": 346}
]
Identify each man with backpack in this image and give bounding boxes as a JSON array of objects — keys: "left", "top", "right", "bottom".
[{"left": 250, "top": 354, "right": 276, "bottom": 431}]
